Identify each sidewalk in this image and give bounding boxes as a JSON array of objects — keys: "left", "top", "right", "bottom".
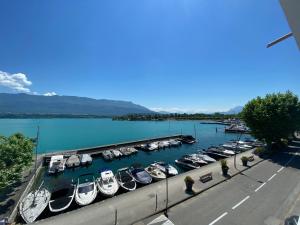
[{"left": 36, "top": 150, "right": 264, "bottom": 225}]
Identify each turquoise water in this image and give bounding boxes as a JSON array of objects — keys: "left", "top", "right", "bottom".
[
  {"left": 0, "top": 118, "right": 251, "bottom": 187},
  {"left": 0, "top": 118, "right": 247, "bottom": 153}
]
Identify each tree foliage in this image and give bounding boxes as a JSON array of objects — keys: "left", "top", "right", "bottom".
[
  {"left": 242, "top": 91, "right": 300, "bottom": 144},
  {"left": 0, "top": 133, "right": 34, "bottom": 190}
]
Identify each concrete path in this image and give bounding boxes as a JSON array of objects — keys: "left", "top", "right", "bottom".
[
  {"left": 138, "top": 147, "right": 300, "bottom": 225},
  {"left": 35, "top": 150, "right": 262, "bottom": 225}
]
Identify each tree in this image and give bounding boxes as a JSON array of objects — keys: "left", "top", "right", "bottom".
[
  {"left": 242, "top": 91, "right": 300, "bottom": 146},
  {"left": 0, "top": 133, "right": 34, "bottom": 190}
]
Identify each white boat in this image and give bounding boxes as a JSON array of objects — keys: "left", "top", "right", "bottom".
[
  {"left": 66, "top": 155, "right": 80, "bottom": 168},
  {"left": 102, "top": 151, "right": 114, "bottom": 160},
  {"left": 148, "top": 142, "right": 159, "bottom": 151},
  {"left": 115, "top": 168, "right": 136, "bottom": 191},
  {"left": 80, "top": 154, "right": 93, "bottom": 165},
  {"left": 145, "top": 165, "right": 166, "bottom": 181},
  {"left": 175, "top": 158, "right": 201, "bottom": 170},
  {"left": 75, "top": 174, "right": 97, "bottom": 206},
  {"left": 48, "top": 155, "right": 66, "bottom": 174},
  {"left": 194, "top": 153, "right": 216, "bottom": 163},
  {"left": 151, "top": 161, "right": 178, "bottom": 176},
  {"left": 49, "top": 183, "right": 75, "bottom": 212},
  {"left": 158, "top": 141, "right": 170, "bottom": 148},
  {"left": 169, "top": 139, "right": 182, "bottom": 147},
  {"left": 111, "top": 149, "right": 123, "bottom": 158},
  {"left": 223, "top": 149, "right": 235, "bottom": 156},
  {"left": 19, "top": 184, "right": 51, "bottom": 224},
  {"left": 183, "top": 155, "right": 208, "bottom": 166},
  {"left": 97, "top": 169, "right": 119, "bottom": 196}
]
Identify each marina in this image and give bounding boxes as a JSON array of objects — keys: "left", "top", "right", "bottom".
[{"left": 16, "top": 135, "right": 261, "bottom": 224}]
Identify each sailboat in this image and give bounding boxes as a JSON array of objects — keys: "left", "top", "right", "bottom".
[{"left": 19, "top": 182, "right": 51, "bottom": 224}]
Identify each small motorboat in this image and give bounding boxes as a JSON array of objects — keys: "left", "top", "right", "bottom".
[
  {"left": 169, "top": 139, "right": 182, "bottom": 147},
  {"left": 145, "top": 165, "right": 166, "bottom": 181},
  {"left": 97, "top": 169, "right": 119, "bottom": 197},
  {"left": 75, "top": 174, "right": 97, "bottom": 206},
  {"left": 183, "top": 155, "right": 208, "bottom": 166},
  {"left": 49, "top": 182, "right": 76, "bottom": 212},
  {"left": 151, "top": 161, "right": 178, "bottom": 176},
  {"left": 115, "top": 168, "right": 136, "bottom": 191},
  {"left": 19, "top": 183, "right": 51, "bottom": 224},
  {"left": 129, "top": 166, "right": 152, "bottom": 185},
  {"left": 158, "top": 141, "right": 170, "bottom": 148},
  {"left": 180, "top": 135, "right": 196, "bottom": 144},
  {"left": 80, "top": 154, "right": 93, "bottom": 165},
  {"left": 194, "top": 153, "right": 216, "bottom": 163},
  {"left": 48, "top": 155, "right": 66, "bottom": 174},
  {"left": 148, "top": 142, "right": 159, "bottom": 151},
  {"left": 111, "top": 149, "right": 123, "bottom": 158},
  {"left": 175, "top": 158, "right": 201, "bottom": 170},
  {"left": 66, "top": 155, "right": 80, "bottom": 168},
  {"left": 102, "top": 151, "right": 114, "bottom": 161}
]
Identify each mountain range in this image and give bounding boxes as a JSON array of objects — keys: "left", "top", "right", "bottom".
[{"left": 0, "top": 93, "right": 153, "bottom": 116}]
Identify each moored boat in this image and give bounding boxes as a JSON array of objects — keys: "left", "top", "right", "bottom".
[
  {"left": 111, "top": 149, "right": 123, "bottom": 158},
  {"left": 102, "top": 150, "right": 114, "bottom": 161},
  {"left": 80, "top": 154, "right": 93, "bottom": 165},
  {"left": 97, "top": 169, "right": 119, "bottom": 197},
  {"left": 115, "top": 167, "right": 136, "bottom": 191},
  {"left": 49, "top": 182, "right": 75, "bottom": 213},
  {"left": 145, "top": 165, "right": 166, "bottom": 181},
  {"left": 75, "top": 174, "right": 97, "bottom": 206},
  {"left": 48, "top": 155, "right": 66, "bottom": 174},
  {"left": 129, "top": 166, "right": 152, "bottom": 185},
  {"left": 19, "top": 184, "right": 51, "bottom": 224},
  {"left": 180, "top": 135, "right": 196, "bottom": 144},
  {"left": 175, "top": 158, "right": 201, "bottom": 170},
  {"left": 151, "top": 161, "right": 178, "bottom": 176},
  {"left": 66, "top": 155, "right": 80, "bottom": 168}
]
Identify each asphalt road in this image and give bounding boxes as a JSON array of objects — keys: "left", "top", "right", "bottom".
[{"left": 159, "top": 148, "right": 300, "bottom": 225}]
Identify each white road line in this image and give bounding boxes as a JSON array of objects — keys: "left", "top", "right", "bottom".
[
  {"left": 277, "top": 167, "right": 284, "bottom": 173},
  {"left": 208, "top": 212, "right": 228, "bottom": 225},
  {"left": 268, "top": 174, "right": 277, "bottom": 181},
  {"left": 255, "top": 182, "right": 266, "bottom": 192},
  {"left": 232, "top": 196, "right": 250, "bottom": 210}
]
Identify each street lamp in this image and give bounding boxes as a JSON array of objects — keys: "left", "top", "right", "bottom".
[
  {"left": 234, "top": 133, "right": 243, "bottom": 169},
  {"left": 164, "top": 167, "right": 169, "bottom": 218}
]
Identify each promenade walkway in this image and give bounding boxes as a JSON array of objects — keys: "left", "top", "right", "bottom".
[{"left": 35, "top": 150, "right": 263, "bottom": 225}]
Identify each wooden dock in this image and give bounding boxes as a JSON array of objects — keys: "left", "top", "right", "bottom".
[{"left": 43, "top": 134, "right": 184, "bottom": 164}]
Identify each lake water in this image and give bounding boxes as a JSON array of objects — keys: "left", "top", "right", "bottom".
[
  {"left": 0, "top": 118, "right": 252, "bottom": 189},
  {"left": 0, "top": 118, "right": 248, "bottom": 153}
]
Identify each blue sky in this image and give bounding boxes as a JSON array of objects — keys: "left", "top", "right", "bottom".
[{"left": 0, "top": 0, "right": 299, "bottom": 112}]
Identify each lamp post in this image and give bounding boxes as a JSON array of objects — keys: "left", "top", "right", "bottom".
[{"left": 164, "top": 168, "right": 169, "bottom": 217}]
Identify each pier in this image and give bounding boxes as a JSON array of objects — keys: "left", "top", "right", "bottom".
[{"left": 43, "top": 134, "right": 184, "bottom": 164}]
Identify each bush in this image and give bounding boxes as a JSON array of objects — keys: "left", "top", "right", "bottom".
[
  {"left": 184, "top": 176, "right": 195, "bottom": 183},
  {"left": 253, "top": 147, "right": 266, "bottom": 156},
  {"left": 241, "top": 156, "right": 249, "bottom": 162},
  {"left": 220, "top": 159, "right": 228, "bottom": 169}
]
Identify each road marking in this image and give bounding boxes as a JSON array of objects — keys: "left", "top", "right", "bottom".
[
  {"left": 268, "top": 174, "right": 277, "bottom": 181},
  {"left": 277, "top": 167, "right": 284, "bottom": 173},
  {"left": 255, "top": 182, "right": 266, "bottom": 192},
  {"left": 232, "top": 196, "right": 250, "bottom": 210},
  {"left": 208, "top": 212, "right": 228, "bottom": 225}
]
